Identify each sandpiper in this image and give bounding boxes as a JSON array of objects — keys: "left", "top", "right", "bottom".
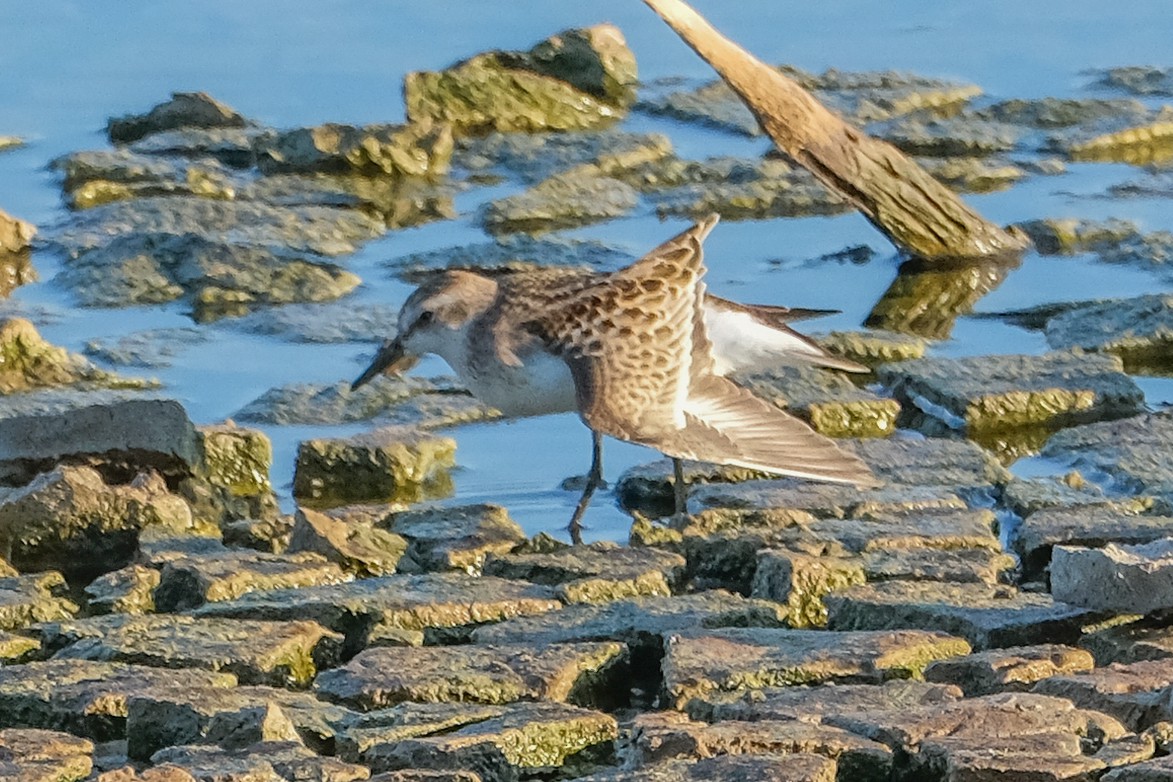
[{"left": 352, "top": 215, "right": 877, "bottom": 539}]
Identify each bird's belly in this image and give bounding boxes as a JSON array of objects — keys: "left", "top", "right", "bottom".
[{"left": 467, "top": 351, "right": 578, "bottom": 418}]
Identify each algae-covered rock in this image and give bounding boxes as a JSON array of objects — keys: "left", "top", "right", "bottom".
[
  {"left": 1032, "top": 660, "right": 1173, "bottom": 732},
  {"left": 622, "top": 711, "right": 892, "bottom": 778},
  {"left": 0, "top": 659, "right": 236, "bottom": 740},
  {"left": 0, "top": 318, "right": 150, "bottom": 394},
  {"left": 193, "top": 573, "right": 562, "bottom": 643},
  {"left": 1042, "top": 411, "right": 1173, "bottom": 499},
  {"left": 1051, "top": 538, "right": 1173, "bottom": 615},
  {"left": 0, "top": 207, "right": 36, "bottom": 253},
  {"left": 817, "top": 330, "right": 928, "bottom": 367},
  {"left": 231, "top": 300, "right": 401, "bottom": 344},
  {"left": 923, "top": 644, "right": 1095, "bottom": 696},
  {"left": 1044, "top": 294, "right": 1173, "bottom": 372},
  {"left": 577, "top": 754, "right": 838, "bottom": 782},
  {"left": 825, "top": 581, "right": 1102, "bottom": 649},
  {"left": 287, "top": 507, "right": 408, "bottom": 577},
  {"left": 661, "top": 627, "right": 970, "bottom": 710},
  {"left": 107, "top": 92, "right": 249, "bottom": 144},
  {"left": 697, "top": 679, "right": 963, "bottom": 724},
  {"left": 153, "top": 548, "right": 350, "bottom": 612},
  {"left": 235, "top": 377, "right": 499, "bottom": 429},
  {"left": 1015, "top": 217, "right": 1141, "bottom": 256},
  {"left": 51, "top": 148, "right": 237, "bottom": 209},
  {"left": 734, "top": 364, "right": 899, "bottom": 438},
  {"left": 874, "top": 117, "right": 1021, "bottom": 158},
  {"left": 1015, "top": 506, "right": 1173, "bottom": 578},
  {"left": 125, "top": 684, "right": 355, "bottom": 760},
  {"left": 0, "top": 631, "right": 39, "bottom": 663},
  {"left": 1097, "top": 66, "right": 1173, "bottom": 96},
  {"left": 0, "top": 572, "right": 77, "bottom": 631},
  {"left": 257, "top": 120, "right": 453, "bottom": 178},
  {"left": 197, "top": 423, "right": 272, "bottom": 498},
  {"left": 1082, "top": 617, "right": 1173, "bottom": 666},
  {"left": 361, "top": 701, "right": 618, "bottom": 778},
  {"left": 482, "top": 170, "right": 638, "bottom": 234},
  {"left": 1065, "top": 109, "right": 1173, "bottom": 165},
  {"left": 42, "top": 613, "right": 342, "bottom": 688},
  {"left": 385, "top": 504, "right": 524, "bottom": 575},
  {"left": 0, "top": 248, "right": 36, "bottom": 299},
  {"left": 877, "top": 351, "right": 1145, "bottom": 435},
  {"left": 979, "top": 97, "right": 1150, "bottom": 128},
  {"left": 58, "top": 231, "right": 362, "bottom": 314},
  {"left": 293, "top": 426, "right": 456, "bottom": 508},
  {"left": 314, "top": 642, "right": 626, "bottom": 709},
  {"left": 148, "top": 741, "right": 369, "bottom": 782},
  {"left": 388, "top": 230, "right": 631, "bottom": 276},
  {"left": 0, "top": 728, "right": 93, "bottom": 782},
  {"left": 0, "top": 466, "right": 193, "bottom": 578},
  {"left": 750, "top": 550, "right": 866, "bottom": 629},
  {"left": 920, "top": 156, "right": 1027, "bottom": 193},
  {"left": 83, "top": 564, "right": 161, "bottom": 615},
  {"left": 483, "top": 542, "right": 685, "bottom": 603},
  {"left": 50, "top": 195, "right": 382, "bottom": 260},
  {"left": 471, "top": 591, "right": 786, "bottom": 649},
  {"left": 84, "top": 327, "right": 208, "bottom": 368},
  {"left": 405, "top": 25, "right": 636, "bottom": 135},
  {"left": 128, "top": 125, "right": 268, "bottom": 166}
]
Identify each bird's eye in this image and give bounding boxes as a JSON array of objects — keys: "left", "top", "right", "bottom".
[{"left": 417, "top": 310, "right": 435, "bottom": 326}]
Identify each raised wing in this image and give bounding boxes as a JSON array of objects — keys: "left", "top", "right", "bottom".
[{"left": 524, "top": 215, "right": 719, "bottom": 441}]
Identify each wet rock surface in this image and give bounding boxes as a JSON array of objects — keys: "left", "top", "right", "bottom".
[{"left": 3, "top": 22, "right": 1173, "bottom": 782}]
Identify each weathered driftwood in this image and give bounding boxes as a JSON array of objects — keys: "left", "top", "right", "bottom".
[{"left": 642, "top": 0, "right": 1031, "bottom": 262}]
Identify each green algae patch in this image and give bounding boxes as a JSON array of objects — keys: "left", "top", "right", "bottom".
[
  {"left": 819, "top": 330, "right": 928, "bottom": 367},
  {"left": 878, "top": 352, "right": 1144, "bottom": 435},
  {"left": 293, "top": 426, "right": 456, "bottom": 508},
  {"left": 752, "top": 550, "right": 866, "bottom": 629},
  {"left": 662, "top": 627, "right": 971, "bottom": 710},
  {"left": 0, "top": 318, "right": 153, "bottom": 394},
  {"left": 405, "top": 25, "right": 636, "bottom": 136},
  {"left": 197, "top": 423, "right": 273, "bottom": 497}
]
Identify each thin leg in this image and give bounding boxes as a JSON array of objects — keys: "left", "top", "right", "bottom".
[
  {"left": 568, "top": 430, "right": 604, "bottom": 545},
  {"left": 673, "top": 457, "right": 688, "bottom": 523}
]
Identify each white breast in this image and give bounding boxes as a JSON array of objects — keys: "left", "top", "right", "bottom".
[{"left": 464, "top": 349, "right": 578, "bottom": 418}]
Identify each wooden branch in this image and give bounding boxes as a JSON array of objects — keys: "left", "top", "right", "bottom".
[{"left": 642, "top": 0, "right": 1030, "bottom": 262}]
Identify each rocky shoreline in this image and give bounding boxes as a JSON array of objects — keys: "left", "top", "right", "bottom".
[{"left": 0, "top": 17, "right": 1172, "bottom": 782}]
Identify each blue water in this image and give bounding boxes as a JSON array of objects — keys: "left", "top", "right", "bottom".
[{"left": 1, "top": 0, "right": 1172, "bottom": 541}]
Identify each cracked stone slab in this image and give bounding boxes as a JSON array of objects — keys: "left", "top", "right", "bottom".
[
  {"left": 153, "top": 549, "right": 351, "bottom": 612},
  {"left": 39, "top": 613, "right": 343, "bottom": 687},
  {"left": 149, "top": 741, "right": 370, "bottom": 782},
  {"left": 661, "top": 627, "right": 969, "bottom": 710},
  {"left": 823, "top": 691, "right": 1097, "bottom": 750},
  {"left": 876, "top": 351, "right": 1144, "bottom": 433},
  {"left": 923, "top": 644, "right": 1095, "bottom": 696},
  {"left": 483, "top": 542, "right": 685, "bottom": 603},
  {"left": 1042, "top": 411, "right": 1173, "bottom": 501},
  {"left": 0, "top": 659, "right": 235, "bottom": 740},
  {"left": 1033, "top": 660, "right": 1173, "bottom": 732},
  {"left": 385, "top": 504, "right": 525, "bottom": 575},
  {"left": 0, "top": 572, "right": 77, "bottom": 631},
  {"left": 0, "top": 389, "right": 199, "bottom": 470},
  {"left": 293, "top": 426, "right": 457, "bottom": 509},
  {"left": 314, "top": 642, "right": 626, "bottom": 709},
  {"left": 695, "top": 680, "right": 963, "bottom": 724},
  {"left": 621, "top": 711, "right": 891, "bottom": 778},
  {"left": 825, "top": 581, "right": 1104, "bottom": 649},
  {"left": 125, "top": 684, "right": 355, "bottom": 760},
  {"left": 1082, "top": 618, "right": 1173, "bottom": 665},
  {"left": 359, "top": 701, "right": 618, "bottom": 779},
  {"left": 1016, "top": 507, "right": 1173, "bottom": 578},
  {"left": 470, "top": 591, "right": 786, "bottom": 649},
  {"left": 1044, "top": 294, "right": 1173, "bottom": 368},
  {"left": 1052, "top": 538, "right": 1173, "bottom": 614},
  {"left": 574, "top": 753, "right": 837, "bottom": 782},
  {"left": 193, "top": 573, "right": 562, "bottom": 644},
  {"left": 0, "top": 728, "right": 93, "bottom": 782}
]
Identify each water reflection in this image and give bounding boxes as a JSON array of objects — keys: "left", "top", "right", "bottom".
[{"left": 866, "top": 254, "right": 1022, "bottom": 340}]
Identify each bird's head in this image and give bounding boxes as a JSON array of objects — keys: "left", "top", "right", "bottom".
[{"left": 350, "top": 270, "right": 498, "bottom": 390}]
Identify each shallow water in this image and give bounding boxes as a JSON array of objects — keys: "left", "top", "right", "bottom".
[{"left": 2, "top": 1, "right": 1172, "bottom": 541}]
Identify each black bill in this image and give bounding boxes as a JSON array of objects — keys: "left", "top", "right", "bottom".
[{"left": 350, "top": 337, "right": 420, "bottom": 390}]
